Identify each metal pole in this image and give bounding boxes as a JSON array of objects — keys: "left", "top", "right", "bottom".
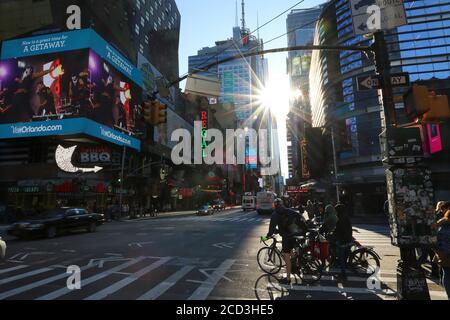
[
  {"left": 373, "top": 31, "right": 429, "bottom": 300},
  {"left": 331, "top": 126, "right": 340, "bottom": 203},
  {"left": 119, "top": 146, "right": 126, "bottom": 219}
]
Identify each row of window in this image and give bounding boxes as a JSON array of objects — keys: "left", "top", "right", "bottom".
[{"left": 406, "top": 4, "right": 450, "bottom": 17}]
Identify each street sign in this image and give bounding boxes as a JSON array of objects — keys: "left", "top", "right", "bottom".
[
  {"left": 357, "top": 73, "right": 410, "bottom": 91},
  {"left": 350, "top": 0, "right": 407, "bottom": 35}
]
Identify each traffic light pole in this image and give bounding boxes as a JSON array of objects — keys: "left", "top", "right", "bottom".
[{"left": 372, "top": 31, "right": 430, "bottom": 300}]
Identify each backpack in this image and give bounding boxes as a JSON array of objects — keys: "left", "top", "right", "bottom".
[{"left": 279, "top": 209, "right": 305, "bottom": 236}]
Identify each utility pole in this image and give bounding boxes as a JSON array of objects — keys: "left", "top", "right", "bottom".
[
  {"left": 119, "top": 146, "right": 126, "bottom": 220},
  {"left": 372, "top": 30, "right": 430, "bottom": 300},
  {"left": 330, "top": 126, "right": 340, "bottom": 204}
]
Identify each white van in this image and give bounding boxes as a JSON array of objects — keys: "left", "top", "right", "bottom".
[
  {"left": 242, "top": 194, "right": 256, "bottom": 211},
  {"left": 256, "top": 191, "right": 276, "bottom": 215}
]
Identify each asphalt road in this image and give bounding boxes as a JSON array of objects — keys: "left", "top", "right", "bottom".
[{"left": 0, "top": 209, "right": 447, "bottom": 300}]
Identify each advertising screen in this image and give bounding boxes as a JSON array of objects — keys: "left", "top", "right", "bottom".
[
  {"left": 0, "top": 29, "right": 143, "bottom": 136},
  {"left": 427, "top": 124, "right": 443, "bottom": 155}
]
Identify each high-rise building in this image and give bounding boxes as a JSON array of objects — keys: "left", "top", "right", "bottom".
[
  {"left": 188, "top": 1, "right": 277, "bottom": 195},
  {"left": 0, "top": 0, "right": 185, "bottom": 212},
  {"left": 285, "top": 6, "right": 322, "bottom": 184},
  {"left": 309, "top": 0, "right": 450, "bottom": 215},
  {"left": 0, "top": 0, "right": 180, "bottom": 85}
]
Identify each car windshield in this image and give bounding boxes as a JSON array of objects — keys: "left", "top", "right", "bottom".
[
  {"left": 200, "top": 206, "right": 209, "bottom": 210},
  {"left": 39, "top": 209, "right": 66, "bottom": 219}
]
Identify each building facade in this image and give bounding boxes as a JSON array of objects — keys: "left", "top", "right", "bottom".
[
  {"left": 286, "top": 7, "right": 322, "bottom": 184},
  {"left": 0, "top": 0, "right": 189, "bottom": 215},
  {"left": 309, "top": 0, "right": 450, "bottom": 215}
]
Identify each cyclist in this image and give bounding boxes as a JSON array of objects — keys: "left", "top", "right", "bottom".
[{"left": 263, "top": 198, "right": 308, "bottom": 285}]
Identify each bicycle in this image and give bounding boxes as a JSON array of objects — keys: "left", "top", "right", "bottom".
[
  {"left": 324, "top": 235, "right": 381, "bottom": 275},
  {"left": 257, "top": 236, "right": 285, "bottom": 275},
  {"left": 258, "top": 233, "right": 325, "bottom": 285}
]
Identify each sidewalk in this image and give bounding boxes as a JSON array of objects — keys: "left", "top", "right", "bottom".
[{"left": 351, "top": 214, "right": 389, "bottom": 225}]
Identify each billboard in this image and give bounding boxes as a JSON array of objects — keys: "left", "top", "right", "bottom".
[{"left": 0, "top": 29, "right": 143, "bottom": 139}]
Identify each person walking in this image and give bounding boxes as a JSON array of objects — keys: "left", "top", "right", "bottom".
[
  {"left": 334, "top": 203, "right": 353, "bottom": 280},
  {"left": 434, "top": 201, "right": 450, "bottom": 299}
]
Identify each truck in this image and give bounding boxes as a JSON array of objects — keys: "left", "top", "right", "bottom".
[
  {"left": 242, "top": 193, "right": 256, "bottom": 211},
  {"left": 256, "top": 191, "right": 276, "bottom": 215}
]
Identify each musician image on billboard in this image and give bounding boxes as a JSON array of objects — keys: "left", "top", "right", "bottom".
[{"left": 0, "top": 49, "right": 140, "bottom": 133}]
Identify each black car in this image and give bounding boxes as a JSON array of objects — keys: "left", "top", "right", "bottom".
[
  {"left": 7, "top": 208, "right": 104, "bottom": 239},
  {"left": 196, "top": 205, "right": 214, "bottom": 216}
]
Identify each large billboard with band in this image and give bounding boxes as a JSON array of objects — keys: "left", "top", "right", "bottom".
[{"left": 0, "top": 29, "right": 143, "bottom": 149}]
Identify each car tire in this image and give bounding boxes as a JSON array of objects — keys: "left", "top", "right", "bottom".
[
  {"left": 87, "top": 222, "right": 97, "bottom": 233},
  {"left": 46, "top": 226, "right": 57, "bottom": 239}
]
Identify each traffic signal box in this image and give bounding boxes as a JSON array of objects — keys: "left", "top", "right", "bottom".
[
  {"left": 143, "top": 100, "right": 168, "bottom": 126},
  {"left": 404, "top": 85, "right": 450, "bottom": 122}
]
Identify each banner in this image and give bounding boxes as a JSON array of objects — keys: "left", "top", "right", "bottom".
[{"left": 0, "top": 118, "right": 141, "bottom": 151}]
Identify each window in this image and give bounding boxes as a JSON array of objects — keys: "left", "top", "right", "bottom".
[{"left": 135, "top": 24, "right": 140, "bottom": 35}]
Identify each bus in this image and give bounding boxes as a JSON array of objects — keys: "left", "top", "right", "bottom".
[{"left": 256, "top": 191, "right": 276, "bottom": 215}]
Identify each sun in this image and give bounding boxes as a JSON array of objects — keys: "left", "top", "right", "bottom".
[{"left": 257, "top": 75, "right": 291, "bottom": 121}]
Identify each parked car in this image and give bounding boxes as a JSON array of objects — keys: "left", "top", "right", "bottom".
[
  {"left": 213, "top": 200, "right": 226, "bottom": 212},
  {"left": 7, "top": 208, "right": 104, "bottom": 239},
  {"left": 0, "top": 236, "right": 6, "bottom": 261},
  {"left": 196, "top": 205, "right": 214, "bottom": 216}
]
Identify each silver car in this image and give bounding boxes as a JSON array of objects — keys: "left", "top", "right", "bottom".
[{"left": 0, "top": 236, "right": 6, "bottom": 261}]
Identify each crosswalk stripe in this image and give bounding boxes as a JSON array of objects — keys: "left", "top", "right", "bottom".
[
  {"left": 0, "top": 263, "right": 97, "bottom": 300},
  {"left": 273, "top": 284, "right": 396, "bottom": 296},
  {"left": 36, "top": 257, "right": 147, "bottom": 300},
  {"left": 0, "top": 265, "right": 28, "bottom": 275},
  {"left": 138, "top": 265, "right": 195, "bottom": 300},
  {"left": 0, "top": 267, "right": 53, "bottom": 285},
  {"left": 188, "top": 259, "right": 235, "bottom": 301},
  {"left": 84, "top": 257, "right": 172, "bottom": 300}
]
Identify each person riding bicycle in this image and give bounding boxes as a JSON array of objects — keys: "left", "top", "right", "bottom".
[{"left": 263, "top": 198, "right": 308, "bottom": 285}]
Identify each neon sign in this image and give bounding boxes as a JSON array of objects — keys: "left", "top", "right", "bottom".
[{"left": 201, "top": 111, "right": 208, "bottom": 158}]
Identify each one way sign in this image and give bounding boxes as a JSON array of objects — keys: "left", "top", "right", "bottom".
[{"left": 357, "top": 73, "right": 410, "bottom": 91}]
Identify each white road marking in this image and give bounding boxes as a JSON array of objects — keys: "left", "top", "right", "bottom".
[
  {"left": 35, "top": 257, "right": 147, "bottom": 300},
  {"left": 138, "top": 265, "right": 195, "bottom": 300},
  {"left": 84, "top": 257, "right": 172, "bottom": 300},
  {"left": 0, "top": 267, "right": 53, "bottom": 285},
  {"left": 0, "top": 263, "right": 96, "bottom": 300},
  {"left": 187, "top": 259, "right": 236, "bottom": 300},
  {"left": 0, "top": 265, "right": 28, "bottom": 275}
]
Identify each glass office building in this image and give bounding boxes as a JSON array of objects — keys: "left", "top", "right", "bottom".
[
  {"left": 309, "top": 0, "right": 450, "bottom": 215},
  {"left": 286, "top": 7, "right": 323, "bottom": 182}
]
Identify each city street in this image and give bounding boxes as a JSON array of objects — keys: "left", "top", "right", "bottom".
[{"left": 0, "top": 209, "right": 447, "bottom": 301}]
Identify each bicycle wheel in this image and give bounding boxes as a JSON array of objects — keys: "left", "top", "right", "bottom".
[
  {"left": 298, "top": 254, "right": 324, "bottom": 284},
  {"left": 257, "top": 247, "right": 283, "bottom": 275},
  {"left": 348, "top": 248, "right": 380, "bottom": 275}
]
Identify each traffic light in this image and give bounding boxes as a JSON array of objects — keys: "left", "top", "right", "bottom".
[
  {"left": 153, "top": 100, "right": 167, "bottom": 125},
  {"left": 142, "top": 100, "right": 167, "bottom": 126},
  {"left": 404, "top": 85, "right": 450, "bottom": 123}
]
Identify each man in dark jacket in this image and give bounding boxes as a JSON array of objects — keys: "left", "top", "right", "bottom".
[
  {"left": 334, "top": 204, "right": 353, "bottom": 279},
  {"left": 264, "top": 198, "right": 308, "bottom": 285}
]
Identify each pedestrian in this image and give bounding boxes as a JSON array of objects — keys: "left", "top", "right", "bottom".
[
  {"left": 433, "top": 201, "right": 450, "bottom": 298},
  {"left": 305, "top": 200, "right": 315, "bottom": 221},
  {"left": 334, "top": 203, "right": 353, "bottom": 280}
]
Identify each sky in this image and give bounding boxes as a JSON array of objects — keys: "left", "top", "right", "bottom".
[{"left": 175, "top": 0, "right": 325, "bottom": 181}]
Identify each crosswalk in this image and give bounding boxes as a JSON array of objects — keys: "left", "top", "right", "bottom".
[
  {"left": 0, "top": 255, "right": 240, "bottom": 300},
  {"left": 159, "top": 213, "right": 269, "bottom": 224}
]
